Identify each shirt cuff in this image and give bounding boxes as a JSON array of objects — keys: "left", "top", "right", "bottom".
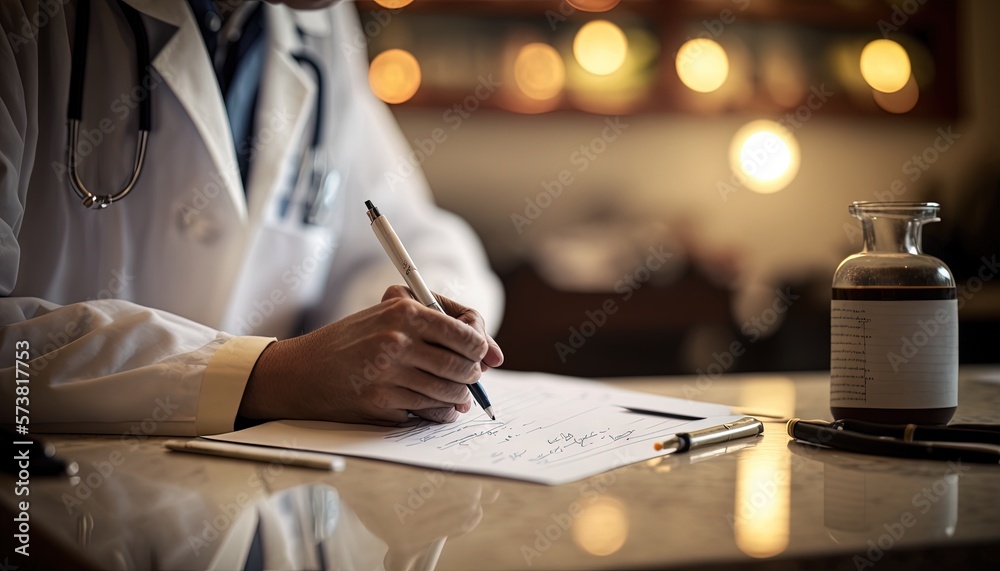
[{"left": 195, "top": 336, "right": 276, "bottom": 435}]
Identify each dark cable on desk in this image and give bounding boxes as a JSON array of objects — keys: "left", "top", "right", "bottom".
[
  {"left": 833, "top": 418, "right": 1000, "bottom": 445},
  {"left": 786, "top": 419, "right": 1000, "bottom": 464}
]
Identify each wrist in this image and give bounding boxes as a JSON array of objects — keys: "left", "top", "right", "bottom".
[{"left": 239, "top": 339, "right": 285, "bottom": 420}]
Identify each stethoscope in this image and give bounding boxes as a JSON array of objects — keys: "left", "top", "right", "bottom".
[
  {"left": 285, "top": 52, "right": 341, "bottom": 226},
  {"left": 787, "top": 418, "right": 1000, "bottom": 463},
  {"left": 67, "top": 0, "right": 150, "bottom": 209},
  {"left": 67, "top": 0, "right": 338, "bottom": 225}
]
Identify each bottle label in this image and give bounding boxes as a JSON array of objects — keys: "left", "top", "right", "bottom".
[{"left": 831, "top": 300, "right": 958, "bottom": 409}]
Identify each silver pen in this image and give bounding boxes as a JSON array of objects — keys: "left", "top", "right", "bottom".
[
  {"left": 365, "top": 200, "right": 496, "bottom": 420},
  {"left": 653, "top": 417, "right": 763, "bottom": 453}
]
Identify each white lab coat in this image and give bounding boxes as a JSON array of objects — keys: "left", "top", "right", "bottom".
[{"left": 0, "top": 1, "right": 502, "bottom": 435}]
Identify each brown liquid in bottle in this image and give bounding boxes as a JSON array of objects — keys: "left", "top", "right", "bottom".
[{"left": 831, "top": 286, "right": 957, "bottom": 425}]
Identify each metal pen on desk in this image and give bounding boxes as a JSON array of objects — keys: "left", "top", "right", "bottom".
[
  {"left": 165, "top": 439, "right": 345, "bottom": 471},
  {"left": 653, "top": 417, "right": 764, "bottom": 454},
  {"left": 365, "top": 200, "right": 496, "bottom": 420}
]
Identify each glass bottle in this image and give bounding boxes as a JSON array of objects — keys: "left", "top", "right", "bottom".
[{"left": 830, "top": 202, "right": 957, "bottom": 424}]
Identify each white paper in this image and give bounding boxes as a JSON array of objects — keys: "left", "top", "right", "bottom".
[{"left": 206, "top": 370, "right": 744, "bottom": 485}]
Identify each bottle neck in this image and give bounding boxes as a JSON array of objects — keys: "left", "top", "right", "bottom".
[{"left": 861, "top": 217, "right": 923, "bottom": 254}]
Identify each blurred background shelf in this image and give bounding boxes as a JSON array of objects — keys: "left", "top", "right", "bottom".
[
  {"left": 357, "top": 0, "right": 959, "bottom": 118},
  {"left": 354, "top": 0, "right": 999, "bottom": 377}
]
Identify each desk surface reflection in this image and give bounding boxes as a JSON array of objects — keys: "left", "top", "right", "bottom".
[{"left": 3, "top": 368, "right": 999, "bottom": 570}]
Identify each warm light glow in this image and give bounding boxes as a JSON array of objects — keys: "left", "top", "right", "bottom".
[
  {"left": 734, "top": 452, "right": 791, "bottom": 558},
  {"left": 873, "top": 74, "right": 919, "bottom": 113},
  {"left": 860, "top": 39, "right": 911, "bottom": 93},
  {"left": 566, "top": 0, "right": 621, "bottom": 11},
  {"left": 675, "top": 38, "right": 729, "bottom": 93},
  {"left": 514, "top": 43, "right": 566, "bottom": 101},
  {"left": 373, "top": 0, "right": 413, "bottom": 8},
  {"left": 572, "top": 497, "right": 629, "bottom": 556},
  {"left": 729, "top": 120, "right": 800, "bottom": 194},
  {"left": 368, "top": 49, "right": 421, "bottom": 104},
  {"left": 573, "top": 20, "right": 628, "bottom": 76},
  {"left": 738, "top": 377, "right": 796, "bottom": 427},
  {"left": 732, "top": 377, "right": 792, "bottom": 557},
  {"left": 742, "top": 132, "right": 792, "bottom": 180},
  {"left": 564, "top": 26, "right": 658, "bottom": 114}
]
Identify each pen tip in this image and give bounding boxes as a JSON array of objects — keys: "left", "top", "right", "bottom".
[
  {"left": 485, "top": 406, "right": 496, "bottom": 421},
  {"left": 365, "top": 200, "right": 375, "bottom": 210}
]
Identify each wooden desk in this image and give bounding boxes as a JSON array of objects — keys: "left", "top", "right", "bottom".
[{"left": 3, "top": 368, "right": 999, "bottom": 570}]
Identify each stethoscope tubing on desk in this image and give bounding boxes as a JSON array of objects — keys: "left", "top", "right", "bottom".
[
  {"left": 786, "top": 419, "right": 1000, "bottom": 464},
  {"left": 833, "top": 418, "right": 1000, "bottom": 446}
]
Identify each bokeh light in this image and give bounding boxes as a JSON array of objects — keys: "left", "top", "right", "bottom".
[
  {"left": 565, "top": 26, "right": 659, "bottom": 115},
  {"left": 573, "top": 20, "right": 628, "bottom": 76},
  {"left": 368, "top": 49, "right": 421, "bottom": 104},
  {"left": 873, "top": 73, "right": 919, "bottom": 113},
  {"left": 514, "top": 43, "right": 566, "bottom": 101},
  {"left": 572, "top": 497, "right": 629, "bottom": 556},
  {"left": 729, "top": 120, "right": 800, "bottom": 194},
  {"left": 734, "top": 424, "right": 791, "bottom": 555},
  {"left": 675, "top": 38, "right": 729, "bottom": 93},
  {"left": 733, "top": 379, "right": 793, "bottom": 558},
  {"left": 566, "top": 0, "right": 621, "bottom": 11},
  {"left": 373, "top": 0, "right": 413, "bottom": 8},
  {"left": 860, "top": 39, "right": 911, "bottom": 93}
]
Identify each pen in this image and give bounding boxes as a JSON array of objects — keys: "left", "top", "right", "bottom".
[
  {"left": 365, "top": 199, "right": 496, "bottom": 420},
  {"left": 165, "top": 439, "right": 346, "bottom": 471},
  {"left": 653, "top": 417, "right": 764, "bottom": 453}
]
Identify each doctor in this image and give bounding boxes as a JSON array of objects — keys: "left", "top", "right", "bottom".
[{"left": 0, "top": 0, "right": 504, "bottom": 434}]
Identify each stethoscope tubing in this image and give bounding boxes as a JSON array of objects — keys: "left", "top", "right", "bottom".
[
  {"left": 787, "top": 419, "right": 1000, "bottom": 464},
  {"left": 66, "top": 3, "right": 333, "bottom": 222},
  {"left": 67, "top": 0, "right": 152, "bottom": 209},
  {"left": 833, "top": 418, "right": 1000, "bottom": 446}
]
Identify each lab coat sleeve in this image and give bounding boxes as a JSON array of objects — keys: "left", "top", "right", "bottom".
[
  {"left": 305, "top": 3, "right": 504, "bottom": 333},
  {"left": 0, "top": 1, "right": 34, "bottom": 294},
  {"left": 0, "top": 6, "right": 272, "bottom": 436},
  {"left": 0, "top": 298, "right": 274, "bottom": 435}
]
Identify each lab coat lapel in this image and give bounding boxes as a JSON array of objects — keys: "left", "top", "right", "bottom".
[
  {"left": 123, "top": 0, "right": 248, "bottom": 223},
  {"left": 245, "top": 5, "right": 316, "bottom": 227}
]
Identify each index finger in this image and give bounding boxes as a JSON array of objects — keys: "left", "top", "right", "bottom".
[
  {"left": 411, "top": 304, "right": 489, "bottom": 363},
  {"left": 436, "top": 294, "right": 504, "bottom": 368}
]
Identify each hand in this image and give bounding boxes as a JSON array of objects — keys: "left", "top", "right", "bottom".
[{"left": 238, "top": 286, "right": 504, "bottom": 425}]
